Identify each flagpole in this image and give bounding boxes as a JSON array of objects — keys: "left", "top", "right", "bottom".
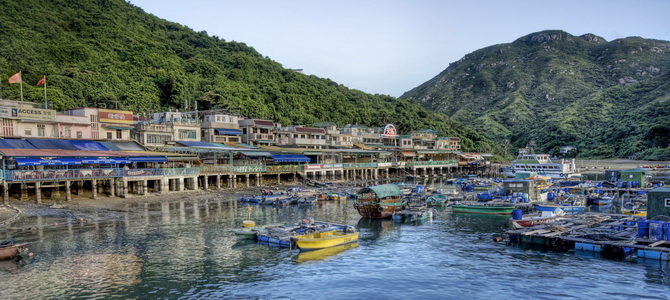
[
  {"left": 19, "top": 71, "right": 23, "bottom": 101},
  {"left": 43, "top": 75, "right": 47, "bottom": 108}
]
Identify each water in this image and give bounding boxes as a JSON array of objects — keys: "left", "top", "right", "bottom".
[{"left": 2, "top": 196, "right": 670, "bottom": 299}]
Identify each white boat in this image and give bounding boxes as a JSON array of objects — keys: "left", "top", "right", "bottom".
[{"left": 510, "top": 154, "right": 578, "bottom": 179}]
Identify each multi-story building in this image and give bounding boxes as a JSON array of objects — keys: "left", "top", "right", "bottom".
[
  {"left": 134, "top": 111, "right": 201, "bottom": 146},
  {"left": 275, "top": 125, "right": 327, "bottom": 149},
  {"left": 238, "top": 118, "right": 275, "bottom": 146},
  {"left": 0, "top": 99, "right": 58, "bottom": 138},
  {"left": 62, "top": 107, "right": 133, "bottom": 140},
  {"left": 200, "top": 113, "right": 242, "bottom": 144},
  {"left": 436, "top": 137, "right": 461, "bottom": 151}
]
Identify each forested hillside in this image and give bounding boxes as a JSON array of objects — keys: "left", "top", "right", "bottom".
[
  {"left": 401, "top": 30, "right": 670, "bottom": 160},
  {"left": 0, "top": 0, "right": 496, "bottom": 153}
]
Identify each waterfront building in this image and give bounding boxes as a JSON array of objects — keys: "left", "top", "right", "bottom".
[
  {"left": 134, "top": 111, "right": 201, "bottom": 146},
  {"left": 274, "top": 125, "right": 327, "bottom": 149},
  {"left": 238, "top": 118, "right": 276, "bottom": 146},
  {"left": 62, "top": 107, "right": 133, "bottom": 140},
  {"left": 200, "top": 113, "right": 242, "bottom": 144}
]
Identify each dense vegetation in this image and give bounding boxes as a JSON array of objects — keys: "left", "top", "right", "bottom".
[
  {"left": 401, "top": 30, "right": 670, "bottom": 160},
  {"left": 0, "top": 0, "right": 496, "bottom": 154}
]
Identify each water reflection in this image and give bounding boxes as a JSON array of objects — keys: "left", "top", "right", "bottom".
[{"left": 2, "top": 196, "right": 670, "bottom": 298}]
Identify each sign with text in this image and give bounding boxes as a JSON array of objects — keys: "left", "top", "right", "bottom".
[
  {"left": 0, "top": 106, "right": 56, "bottom": 121},
  {"left": 99, "top": 109, "right": 133, "bottom": 124}
]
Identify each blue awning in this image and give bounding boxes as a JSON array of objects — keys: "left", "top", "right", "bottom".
[
  {"left": 214, "top": 128, "right": 242, "bottom": 135},
  {"left": 80, "top": 157, "right": 131, "bottom": 164},
  {"left": 14, "top": 157, "right": 82, "bottom": 166},
  {"left": 270, "top": 154, "right": 311, "bottom": 163},
  {"left": 26, "top": 139, "right": 79, "bottom": 150},
  {"left": 127, "top": 156, "right": 168, "bottom": 162}
]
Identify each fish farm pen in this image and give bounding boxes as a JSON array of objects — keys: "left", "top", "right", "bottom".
[{"left": 506, "top": 213, "right": 670, "bottom": 261}]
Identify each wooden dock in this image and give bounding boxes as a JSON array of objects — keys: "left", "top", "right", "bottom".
[{"left": 506, "top": 213, "right": 670, "bottom": 260}]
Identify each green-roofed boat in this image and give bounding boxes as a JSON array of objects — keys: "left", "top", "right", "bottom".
[
  {"left": 451, "top": 204, "right": 516, "bottom": 215},
  {"left": 353, "top": 184, "right": 406, "bottom": 219}
]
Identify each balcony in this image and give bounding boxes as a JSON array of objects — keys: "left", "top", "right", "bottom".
[{"left": 253, "top": 133, "right": 274, "bottom": 141}]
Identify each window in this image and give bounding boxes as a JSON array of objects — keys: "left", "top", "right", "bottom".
[
  {"left": 63, "top": 126, "right": 71, "bottom": 138},
  {"left": 147, "top": 134, "right": 172, "bottom": 144},
  {"left": 76, "top": 131, "right": 83, "bottom": 139},
  {"left": 37, "top": 124, "right": 45, "bottom": 137},
  {"left": 178, "top": 129, "right": 196, "bottom": 139},
  {"left": 24, "top": 128, "right": 32, "bottom": 136},
  {"left": 116, "top": 129, "right": 122, "bottom": 139},
  {"left": 107, "top": 132, "right": 112, "bottom": 139}
]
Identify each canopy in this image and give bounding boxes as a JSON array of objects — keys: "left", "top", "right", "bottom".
[
  {"left": 13, "top": 157, "right": 82, "bottom": 166},
  {"left": 127, "top": 156, "right": 168, "bottom": 162},
  {"left": 271, "top": 154, "right": 311, "bottom": 163},
  {"left": 358, "top": 184, "right": 402, "bottom": 199},
  {"left": 400, "top": 151, "right": 416, "bottom": 157},
  {"left": 214, "top": 128, "right": 243, "bottom": 135},
  {"left": 80, "top": 157, "right": 131, "bottom": 164},
  {"left": 240, "top": 151, "right": 272, "bottom": 158}
]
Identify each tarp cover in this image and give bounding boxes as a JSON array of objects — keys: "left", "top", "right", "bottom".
[
  {"left": 270, "top": 154, "right": 311, "bottom": 163},
  {"left": 70, "top": 140, "right": 110, "bottom": 151},
  {"left": 105, "top": 141, "right": 145, "bottom": 151},
  {"left": 0, "top": 139, "right": 37, "bottom": 149},
  {"left": 26, "top": 139, "right": 78, "bottom": 150},
  {"left": 14, "top": 157, "right": 82, "bottom": 166},
  {"left": 240, "top": 151, "right": 272, "bottom": 157}
]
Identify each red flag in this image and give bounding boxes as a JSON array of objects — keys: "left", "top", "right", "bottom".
[
  {"left": 8, "top": 72, "right": 21, "bottom": 84},
  {"left": 37, "top": 76, "right": 46, "bottom": 86}
]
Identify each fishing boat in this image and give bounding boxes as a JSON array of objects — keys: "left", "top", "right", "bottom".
[
  {"left": 291, "top": 227, "right": 359, "bottom": 251},
  {"left": 511, "top": 210, "right": 566, "bottom": 229},
  {"left": 392, "top": 207, "right": 434, "bottom": 223},
  {"left": 0, "top": 241, "right": 27, "bottom": 260},
  {"left": 297, "top": 196, "right": 317, "bottom": 205},
  {"left": 510, "top": 154, "right": 578, "bottom": 179},
  {"left": 587, "top": 194, "right": 614, "bottom": 207},
  {"left": 256, "top": 220, "right": 350, "bottom": 248},
  {"left": 353, "top": 184, "right": 406, "bottom": 218},
  {"left": 451, "top": 204, "right": 516, "bottom": 215}
]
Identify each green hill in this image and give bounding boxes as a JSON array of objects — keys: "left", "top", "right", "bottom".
[
  {"left": 401, "top": 30, "right": 670, "bottom": 160},
  {"left": 0, "top": 0, "right": 494, "bottom": 152}
]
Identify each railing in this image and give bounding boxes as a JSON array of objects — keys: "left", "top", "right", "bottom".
[
  {"left": 408, "top": 160, "right": 458, "bottom": 166},
  {"left": 253, "top": 133, "right": 274, "bottom": 140},
  {"left": 163, "top": 167, "right": 201, "bottom": 176},
  {"left": 266, "top": 165, "right": 303, "bottom": 173},
  {"left": 200, "top": 165, "right": 232, "bottom": 174},
  {"left": 123, "top": 168, "right": 163, "bottom": 177},
  {"left": 5, "top": 168, "right": 121, "bottom": 181},
  {"left": 233, "top": 165, "right": 266, "bottom": 173},
  {"left": 343, "top": 163, "right": 379, "bottom": 169}
]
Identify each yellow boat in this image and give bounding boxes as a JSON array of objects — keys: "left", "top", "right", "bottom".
[{"left": 291, "top": 229, "right": 359, "bottom": 251}]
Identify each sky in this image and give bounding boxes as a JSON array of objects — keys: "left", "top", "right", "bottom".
[{"left": 130, "top": 0, "right": 670, "bottom": 97}]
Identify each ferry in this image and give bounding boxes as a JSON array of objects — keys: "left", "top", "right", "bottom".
[{"left": 506, "top": 154, "right": 578, "bottom": 179}]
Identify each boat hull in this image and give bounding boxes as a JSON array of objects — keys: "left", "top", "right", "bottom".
[
  {"left": 535, "top": 205, "right": 585, "bottom": 215},
  {"left": 0, "top": 243, "right": 27, "bottom": 260},
  {"left": 452, "top": 205, "right": 515, "bottom": 215},
  {"left": 291, "top": 231, "right": 359, "bottom": 251}
]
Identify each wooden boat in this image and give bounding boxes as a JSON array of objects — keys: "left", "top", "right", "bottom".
[
  {"left": 511, "top": 210, "right": 566, "bottom": 229},
  {"left": 0, "top": 241, "right": 27, "bottom": 260},
  {"left": 291, "top": 228, "right": 359, "bottom": 251},
  {"left": 353, "top": 184, "right": 405, "bottom": 218},
  {"left": 451, "top": 204, "right": 515, "bottom": 215}
]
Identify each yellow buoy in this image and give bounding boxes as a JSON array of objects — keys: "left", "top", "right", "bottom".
[{"left": 242, "top": 206, "right": 255, "bottom": 227}]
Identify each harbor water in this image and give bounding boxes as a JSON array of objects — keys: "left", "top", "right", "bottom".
[{"left": 1, "top": 196, "right": 670, "bottom": 299}]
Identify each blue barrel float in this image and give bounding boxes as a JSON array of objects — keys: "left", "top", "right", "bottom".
[
  {"left": 510, "top": 197, "right": 518, "bottom": 204},
  {"left": 664, "top": 222, "right": 670, "bottom": 241},
  {"left": 637, "top": 220, "right": 649, "bottom": 238},
  {"left": 649, "top": 221, "right": 664, "bottom": 241},
  {"left": 548, "top": 192, "right": 555, "bottom": 201},
  {"left": 512, "top": 209, "right": 523, "bottom": 220},
  {"left": 522, "top": 193, "right": 529, "bottom": 203}
]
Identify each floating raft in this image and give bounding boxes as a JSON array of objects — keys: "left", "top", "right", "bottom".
[{"left": 506, "top": 213, "right": 670, "bottom": 261}]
